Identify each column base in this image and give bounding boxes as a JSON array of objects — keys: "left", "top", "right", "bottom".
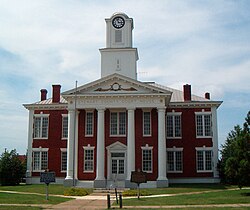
[
  {"left": 64, "top": 178, "right": 77, "bottom": 187},
  {"left": 156, "top": 179, "right": 169, "bottom": 188},
  {"left": 94, "top": 180, "right": 106, "bottom": 188},
  {"left": 26, "top": 177, "right": 32, "bottom": 185}
]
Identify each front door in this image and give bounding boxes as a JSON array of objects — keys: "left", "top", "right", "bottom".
[{"left": 111, "top": 152, "right": 125, "bottom": 180}]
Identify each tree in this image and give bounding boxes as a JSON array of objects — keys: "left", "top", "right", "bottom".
[
  {"left": 219, "top": 111, "right": 250, "bottom": 188},
  {"left": 0, "top": 149, "right": 26, "bottom": 186}
]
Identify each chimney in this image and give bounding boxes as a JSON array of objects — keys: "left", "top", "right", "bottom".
[
  {"left": 52, "top": 85, "right": 61, "bottom": 103},
  {"left": 183, "top": 84, "right": 191, "bottom": 101},
  {"left": 205, "top": 92, "right": 210, "bottom": 100},
  {"left": 40, "top": 89, "right": 47, "bottom": 101}
]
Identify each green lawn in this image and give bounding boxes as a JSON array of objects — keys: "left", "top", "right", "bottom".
[
  {"left": 121, "top": 188, "right": 250, "bottom": 206},
  {"left": 123, "top": 183, "right": 235, "bottom": 196},
  {"left": 0, "top": 192, "right": 72, "bottom": 205},
  {"left": 0, "top": 184, "right": 69, "bottom": 195}
]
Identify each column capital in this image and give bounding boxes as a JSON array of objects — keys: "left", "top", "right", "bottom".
[{"left": 157, "top": 107, "right": 166, "bottom": 112}]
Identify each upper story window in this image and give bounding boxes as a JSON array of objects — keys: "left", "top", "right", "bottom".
[
  {"left": 34, "top": 114, "right": 49, "bottom": 139},
  {"left": 85, "top": 111, "right": 94, "bottom": 136},
  {"left": 110, "top": 111, "right": 126, "bottom": 136},
  {"left": 143, "top": 111, "right": 151, "bottom": 136},
  {"left": 62, "top": 115, "right": 68, "bottom": 139},
  {"left": 166, "top": 112, "right": 182, "bottom": 138},
  {"left": 195, "top": 111, "right": 212, "bottom": 138}
]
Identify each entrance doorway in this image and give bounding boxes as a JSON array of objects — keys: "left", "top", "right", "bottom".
[{"left": 111, "top": 152, "right": 125, "bottom": 180}]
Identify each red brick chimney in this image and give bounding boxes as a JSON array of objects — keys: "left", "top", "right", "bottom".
[
  {"left": 205, "top": 92, "right": 210, "bottom": 100},
  {"left": 52, "top": 85, "right": 61, "bottom": 103},
  {"left": 183, "top": 84, "right": 191, "bottom": 101},
  {"left": 40, "top": 89, "right": 47, "bottom": 101}
]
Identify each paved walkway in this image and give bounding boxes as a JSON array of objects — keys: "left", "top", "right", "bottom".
[{"left": 1, "top": 188, "right": 250, "bottom": 209}]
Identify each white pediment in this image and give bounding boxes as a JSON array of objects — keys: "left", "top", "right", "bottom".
[
  {"left": 106, "top": 141, "right": 127, "bottom": 150},
  {"left": 62, "top": 73, "right": 172, "bottom": 96}
]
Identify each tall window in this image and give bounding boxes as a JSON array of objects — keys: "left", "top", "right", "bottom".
[
  {"left": 33, "top": 149, "right": 48, "bottom": 172},
  {"left": 110, "top": 112, "right": 126, "bottom": 136},
  {"left": 167, "top": 149, "right": 183, "bottom": 173},
  {"left": 143, "top": 111, "right": 151, "bottom": 136},
  {"left": 61, "top": 150, "right": 67, "bottom": 172},
  {"left": 196, "top": 149, "right": 213, "bottom": 172},
  {"left": 62, "top": 115, "right": 68, "bottom": 139},
  {"left": 166, "top": 113, "right": 181, "bottom": 138},
  {"left": 83, "top": 146, "right": 94, "bottom": 172},
  {"left": 115, "top": 30, "right": 122, "bottom": 43},
  {"left": 85, "top": 112, "right": 94, "bottom": 136},
  {"left": 196, "top": 112, "right": 212, "bottom": 137},
  {"left": 142, "top": 145, "right": 153, "bottom": 173},
  {"left": 34, "top": 115, "right": 49, "bottom": 138}
]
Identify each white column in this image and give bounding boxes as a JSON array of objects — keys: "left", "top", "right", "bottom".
[
  {"left": 26, "top": 109, "right": 34, "bottom": 183},
  {"left": 157, "top": 107, "right": 167, "bottom": 181},
  {"left": 66, "top": 109, "right": 75, "bottom": 180},
  {"left": 74, "top": 111, "right": 79, "bottom": 180},
  {"left": 212, "top": 106, "right": 219, "bottom": 178},
  {"left": 95, "top": 108, "right": 105, "bottom": 180},
  {"left": 126, "top": 108, "right": 135, "bottom": 180}
]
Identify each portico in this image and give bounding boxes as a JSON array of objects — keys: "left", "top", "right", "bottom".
[{"left": 62, "top": 75, "right": 172, "bottom": 188}]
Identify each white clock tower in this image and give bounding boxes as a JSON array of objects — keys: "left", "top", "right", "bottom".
[{"left": 100, "top": 13, "right": 139, "bottom": 80}]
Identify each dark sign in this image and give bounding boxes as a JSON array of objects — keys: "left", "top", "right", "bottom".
[
  {"left": 40, "top": 172, "right": 55, "bottom": 185},
  {"left": 130, "top": 171, "right": 147, "bottom": 184}
]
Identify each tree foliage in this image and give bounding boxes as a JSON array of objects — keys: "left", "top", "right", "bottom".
[
  {"left": 219, "top": 111, "right": 250, "bottom": 188},
  {"left": 0, "top": 149, "right": 26, "bottom": 186}
]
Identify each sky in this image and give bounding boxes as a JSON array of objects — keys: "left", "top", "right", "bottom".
[{"left": 0, "top": 0, "right": 249, "bottom": 155}]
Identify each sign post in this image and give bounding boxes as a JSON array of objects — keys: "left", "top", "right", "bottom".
[
  {"left": 130, "top": 170, "right": 147, "bottom": 199},
  {"left": 40, "top": 171, "right": 55, "bottom": 200}
]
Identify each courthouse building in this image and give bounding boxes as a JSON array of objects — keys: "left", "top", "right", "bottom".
[{"left": 24, "top": 13, "right": 222, "bottom": 188}]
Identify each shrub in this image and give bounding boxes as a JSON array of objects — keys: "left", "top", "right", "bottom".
[
  {"left": 64, "top": 187, "right": 90, "bottom": 196},
  {"left": 122, "top": 189, "right": 152, "bottom": 197}
]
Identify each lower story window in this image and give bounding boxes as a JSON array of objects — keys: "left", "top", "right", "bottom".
[
  {"left": 33, "top": 150, "right": 48, "bottom": 172},
  {"left": 141, "top": 145, "right": 153, "bottom": 173},
  {"left": 167, "top": 150, "right": 183, "bottom": 172},
  {"left": 196, "top": 149, "right": 213, "bottom": 172},
  {"left": 84, "top": 148, "right": 94, "bottom": 172},
  {"left": 61, "top": 150, "right": 67, "bottom": 172}
]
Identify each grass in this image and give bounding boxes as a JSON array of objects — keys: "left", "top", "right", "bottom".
[
  {"left": 121, "top": 188, "right": 250, "bottom": 206},
  {"left": 0, "top": 207, "right": 43, "bottom": 210},
  {"left": 122, "top": 183, "right": 235, "bottom": 197},
  {"left": 0, "top": 184, "right": 69, "bottom": 195},
  {"left": 0, "top": 192, "right": 72, "bottom": 205}
]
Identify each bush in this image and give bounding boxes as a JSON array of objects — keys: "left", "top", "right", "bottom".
[
  {"left": 0, "top": 149, "right": 25, "bottom": 186},
  {"left": 122, "top": 189, "right": 152, "bottom": 197},
  {"left": 64, "top": 187, "right": 90, "bottom": 196}
]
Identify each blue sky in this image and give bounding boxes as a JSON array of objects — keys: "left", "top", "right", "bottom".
[{"left": 0, "top": 0, "right": 249, "bottom": 154}]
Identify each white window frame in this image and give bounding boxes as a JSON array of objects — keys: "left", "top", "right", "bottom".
[
  {"left": 196, "top": 146, "right": 213, "bottom": 173},
  {"left": 166, "top": 111, "right": 182, "bottom": 139},
  {"left": 33, "top": 114, "right": 49, "bottom": 139},
  {"left": 167, "top": 147, "right": 183, "bottom": 173},
  {"left": 83, "top": 145, "right": 95, "bottom": 173},
  {"left": 32, "top": 147, "right": 49, "bottom": 172},
  {"left": 62, "top": 114, "right": 68, "bottom": 140},
  {"left": 85, "top": 111, "right": 94, "bottom": 137},
  {"left": 143, "top": 110, "right": 151, "bottom": 136},
  {"left": 141, "top": 144, "right": 153, "bottom": 173},
  {"left": 110, "top": 110, "right": 126, "bottom": 136},
  {"left": 195, "top": 110, "right": 212, "bottom": 138},
  {"left": 60, "top": 148, "right": 67, "bottom": 172}
]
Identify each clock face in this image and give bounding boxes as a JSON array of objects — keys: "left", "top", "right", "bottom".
[{"left": 112, "top": 16, "right": 125, "bottom": 29}]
